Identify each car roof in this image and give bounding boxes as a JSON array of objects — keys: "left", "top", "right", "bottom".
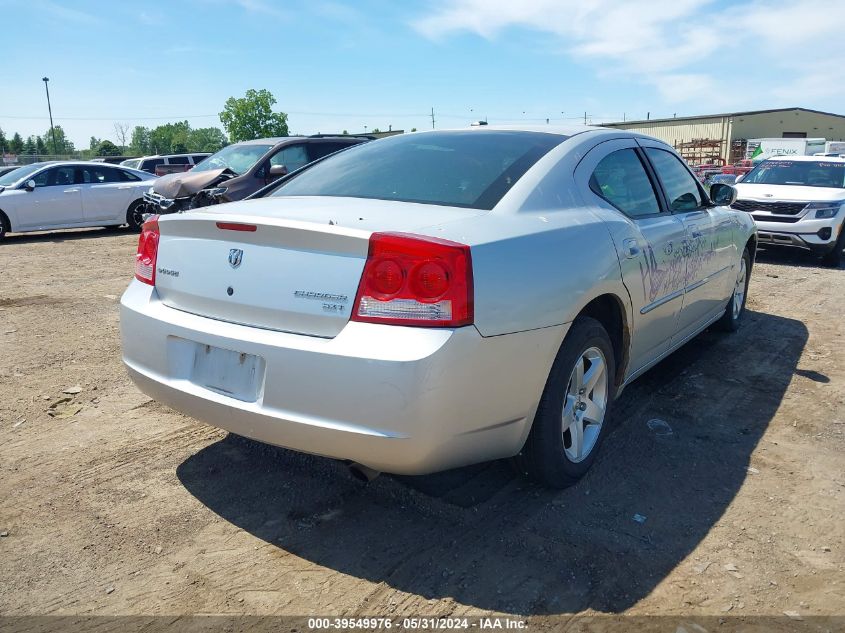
[
  {"left": 20, "top": 161, "right": 140, "bottom": 169},
  {"left": 765, "top": 155, "right": 845, "bottom": 163},
  {"left": 138, "top": 153, "right": 209, "bottom": 159}
]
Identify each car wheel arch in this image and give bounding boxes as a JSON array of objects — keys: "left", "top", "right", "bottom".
[
  {"left": 572, "top": 292, "right": 630, "bottom": 388},
  {"left": 0, "top": 208, "right": 11, "bottom": 235}
]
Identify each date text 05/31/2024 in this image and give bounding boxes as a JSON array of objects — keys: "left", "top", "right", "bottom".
[{"left": 307, "top": 617, "right": 528, "bottom": 630}]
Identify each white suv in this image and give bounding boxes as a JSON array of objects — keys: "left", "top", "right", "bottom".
[{"left": 733, "top": 155, "right": 845, "bottom": 266}]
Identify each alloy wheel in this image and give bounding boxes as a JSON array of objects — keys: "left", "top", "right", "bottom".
[{"left": 562, "top": 346, "right": 609, "bottom": 463}]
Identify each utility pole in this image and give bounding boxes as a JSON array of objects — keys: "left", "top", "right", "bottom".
[
  {"left": 430, "top": 107, "right": 435, "bottom": 130},
  {"left": 42, "top": 77, "right": 57, "bottom": 156},
  {"left": 584, "top": 111, "right": 588, "bottom": 125}
]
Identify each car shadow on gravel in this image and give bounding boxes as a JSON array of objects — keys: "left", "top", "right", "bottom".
[
  {"left": 754, "top": 244, "right": 842, "bottom": 269},
  {"left": 4, "top": 227, "right": 132, "bottom": 244},
  {"left": 177, "top": 309, "right": 807, "bottom": 615}
]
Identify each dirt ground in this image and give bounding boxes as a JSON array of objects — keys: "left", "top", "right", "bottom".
[{"left": 1, "top": 228, "right": 843, "bottom": 629}]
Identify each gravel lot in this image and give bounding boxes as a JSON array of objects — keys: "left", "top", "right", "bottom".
[{"left": 0, "top": 228, "right": 843, "bottom": 628}]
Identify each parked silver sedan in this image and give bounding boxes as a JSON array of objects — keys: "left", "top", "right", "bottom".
[{"left": 120, "top": 126, "right": 756, "bottom": 488}]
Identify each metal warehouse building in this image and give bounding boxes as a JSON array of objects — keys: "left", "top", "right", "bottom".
[{"left": 602, "top": 107, "right": 845, "bottom": 165}]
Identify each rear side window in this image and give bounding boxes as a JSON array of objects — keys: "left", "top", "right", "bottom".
[
  {"left": 590, "top": 149, "right": 660, "bottom": 218},
  {"left": 141, "top": 159, "right": 164, "bottom": 173},
  {"left": 117, "top": 169, "right": 141, "bottom": 182},
  {"left": 645, "top": 148, "right": 704, "bottom": 211},
  {"left": 81, "top": 166, "right": 122, "bottom": 183},
  {"left": 273, "top": 131, "right": 566, "bottom": 210},
  {"left": 168, "top": 156, "right": 190, "bottom": 165},
  {"left": 191, "top": 155, "right": 208, "bottom": 164},
  {"left": 308, "top": 142, "right": 354, "bottom": 161}
]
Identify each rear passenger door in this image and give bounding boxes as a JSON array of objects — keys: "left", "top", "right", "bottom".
[
  {"left": 575, "top": 139, "right": 689, "bottom": 375},
  {"left": 79, "top": 165, "right": 135, "bottom": 222},
  {"left": 639, "top": 142, "right": 737, "bottom": 340}
]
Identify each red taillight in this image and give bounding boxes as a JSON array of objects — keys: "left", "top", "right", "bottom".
[
  {"left": 352, "top": 232, "right": 474, "bottom": 327},
  {"left": 216, "top": 222, "right": 257, "bottom": 232},
  {"left": 134, "top": 216, "right": 160, "bottom": 286}
]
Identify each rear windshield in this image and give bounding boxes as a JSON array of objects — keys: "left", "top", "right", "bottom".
[
  {"left": 271, "top": 131, "right": 566, "bottom": 209},
  {"left": 743, "top": 160, "right": 845, "bottom": 188}
]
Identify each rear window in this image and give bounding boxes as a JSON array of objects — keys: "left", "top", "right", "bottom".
[{"left": 271, "top": 131, "right": 566, "bottom": 210}]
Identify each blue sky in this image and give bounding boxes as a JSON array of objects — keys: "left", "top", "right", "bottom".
[{"left": 2, "top": 0, "right": 845, "bottom": 147}]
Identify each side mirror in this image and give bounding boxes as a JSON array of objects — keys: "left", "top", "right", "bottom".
[
  {"left": 268, "top": 164, "right": 288, "bottom": 178},
  {"left": 710, "top": 183, "right": 737, "bottom": 207},
  {"left": 24, "top": 179, "right": 36, "bottom": 192}
]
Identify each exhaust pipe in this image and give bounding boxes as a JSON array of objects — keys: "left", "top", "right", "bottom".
[{"left": 348, "top": 462, "right": 381, "bottom": 482}]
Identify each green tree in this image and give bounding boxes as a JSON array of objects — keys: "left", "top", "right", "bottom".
[
  {"left": 188, "top": 127, "right": 227, "bottom": 152},
  {"left": 23, "top": 136, "right": 37, "bottom": 155},
  {"left": 148, "top": 120, "right": 191, "bottom": 154},
  {"left": 219, "top": 89, "right": 288, "bottom": 142},
  {"left": 94, "top": 140, "right": 122, "bottom": 156},
  {"left": 89, "top": 136, "right": 101, "bottom": 151},
  {"left": 129, "top": 126, "right": 151, "bottom": 155},
  {"left": 44, "top": 125, "right": 74, "bottom": 154},
  {"left": 0, "top": 128, "right": 6, "bottom": 153},
  {"left": 10, "top": 133, "right": 24, "bottom": 154},
  {"left": 36, "top": 136, "right": 47, "bottom": 155},
  {"left": 410, "top": 128, "right": 417, "bottom": 132}
]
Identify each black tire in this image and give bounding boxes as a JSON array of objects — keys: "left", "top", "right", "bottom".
[
  {"left": 717, "top": 247, "right": 751, "bottom": 332},
  {"left": 0, "top": 211, "right": 8, "bottom": 241},
  {"left": 821, "top": 226, "right": 845, "bottom": 267},
  {"left": 126, "top": 200, "right": 146, "bottom": 232},
  {"left": 514, "top": 316, "right": 616, "bottom": 488}
]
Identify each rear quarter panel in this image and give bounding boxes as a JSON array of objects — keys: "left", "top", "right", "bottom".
[{"left": 433, "top": 208, "right": 629, "bottom": 338}]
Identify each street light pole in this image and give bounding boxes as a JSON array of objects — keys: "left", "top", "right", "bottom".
[{"left": 42, "top": 77, "right": 57, "bottom": 156}]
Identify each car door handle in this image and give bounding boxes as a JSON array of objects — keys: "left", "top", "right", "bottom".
[
  {"left": 63, "top": 188, "right": 80, "bottom": 193},
  {"left": 117, "top": 185, "right": 133, "bottom": 190},
  {"left": 622, "top": 238, "right": 640, "bottom": 258},
  {"left": 688, "top": 226, "right": 703, "bottom": 238}
]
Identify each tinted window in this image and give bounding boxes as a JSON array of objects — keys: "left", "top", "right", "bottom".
[
  {"left": 742, "top": 160, "right": 845, "bottom": 188},
  {"left": 272, "top": 131, "right": 565, "bottom": 210},
  {"left": 270, "top": 144, "right": 310, "bottom": 173},
  {"left": 308, "top": 142, "right": 355, "bottom": 161},
  {"left": 81, "top": 166, "right": 121, "bottom": 183},
  {"left": 645, "top": 148, "right": 704, "bottom": 211},
  {"left": 141, "top": 159, "right": 164, "bottom": 173},
  {"left": 169, "top": 156, "right": 190, "bottom": 165},
  {"left": 34, "top": 166, "right": 76, "bottom": 187},
  {"left": 191, "top": 155, "right": 208, "bottom": 164},
  {"left": 590, "top": 149, "right": 660, "bottom": 218}
]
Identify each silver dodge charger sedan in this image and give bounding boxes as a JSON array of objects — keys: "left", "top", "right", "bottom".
[{"left": 121, "top": 126, "right": 756, "bottom": 488}]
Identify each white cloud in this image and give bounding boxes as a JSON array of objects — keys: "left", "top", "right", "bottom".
[{"left": 412, "top": 0, "right": 845, "bottom": 111}]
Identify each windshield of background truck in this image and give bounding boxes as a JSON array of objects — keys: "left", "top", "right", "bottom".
[
  {"left": 192, "top": 144, "right": 272, "bottom": 176},
  {"left": 742, "top": 160, "right": 845, "bottom": 188}
]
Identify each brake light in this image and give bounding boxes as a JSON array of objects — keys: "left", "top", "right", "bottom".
[
  {"left": 216, "top": 222, "right": 257, "bottom": 232},
  {"left": 352, "top": 232, "right": 473, "bottom": 327},
  {"left": 134, "top": 216, "right": 160, "bottom": 285}
]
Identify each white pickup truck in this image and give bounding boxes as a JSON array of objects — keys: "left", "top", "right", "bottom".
[{"left": 734, "top": 155, "right": 845, "bottom": 266}]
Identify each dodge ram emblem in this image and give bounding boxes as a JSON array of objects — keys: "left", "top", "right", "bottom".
[{"left": 228, "top": 248, "right": 244, "bottom": 269}]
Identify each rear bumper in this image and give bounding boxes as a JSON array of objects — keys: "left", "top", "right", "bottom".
[{"left": 120, "top": 281, "right": 565, "bottom": 474}]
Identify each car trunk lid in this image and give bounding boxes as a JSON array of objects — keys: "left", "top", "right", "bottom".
[{"left": 152, "top": 197, "right": 483, "bottom": 338}]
